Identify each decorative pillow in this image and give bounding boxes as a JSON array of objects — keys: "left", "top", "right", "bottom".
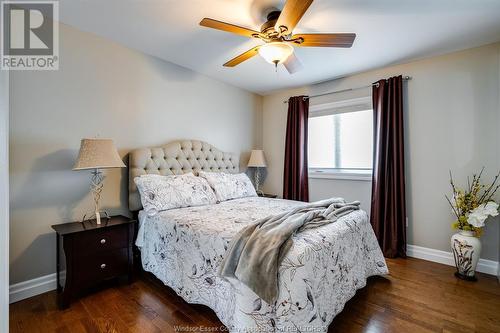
[
  {"left": 134, "top": 173, "right": 217, "bottom": 216},
  {"left": 199, "top": 171, "right": 257, "bottom": 202}
]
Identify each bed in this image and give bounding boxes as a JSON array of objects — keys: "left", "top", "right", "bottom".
[{"left": 129, "top": 140, "right": 388, "bottom": 333}]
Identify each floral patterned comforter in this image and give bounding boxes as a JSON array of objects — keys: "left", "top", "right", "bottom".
[{"left": 137, "top": 197, "right": 388, "bottom": 333}]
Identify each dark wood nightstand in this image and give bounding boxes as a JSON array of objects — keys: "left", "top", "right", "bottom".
[
  {"left": 51, "top": 215, "right": 136, "bottom": 309},
  {"left": 258, "top": 193, "right": 278, "bottom": 198}
]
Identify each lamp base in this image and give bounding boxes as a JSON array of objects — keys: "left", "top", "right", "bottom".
[
  {"left": 254, "top": 167, "right": 262, "bottom": 194},
  {"left": 81, "top": 211, "right": 110, "bottom": 225}
]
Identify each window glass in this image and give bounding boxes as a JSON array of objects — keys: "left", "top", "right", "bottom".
[{"left": 308, "top": 109, "right": 373, "bottom": 170}]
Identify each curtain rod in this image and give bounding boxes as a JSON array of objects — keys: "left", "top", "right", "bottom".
[{"left": 283, "top": 76, "right": 412, "bottom": 103}]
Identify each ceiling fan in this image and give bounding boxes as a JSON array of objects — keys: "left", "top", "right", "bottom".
[{"left": 199, "top": 0, "right": 356, "bottom": 74}]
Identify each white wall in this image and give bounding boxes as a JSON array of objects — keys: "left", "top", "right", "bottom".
[
  {"left": 1, "top": 66, "right": 10, "bottom": 333},
  {"left": 262, "top": 43, "right": 500, "bottom": 261},
  {"left": 9, "top": 24, "right": 263, "bottom": 284},
  {"left": 309, "top": 178, "right": 372, "bottom": 213},
  {"left": 498, "top": 45, "right": 500, "bottom": 278}
]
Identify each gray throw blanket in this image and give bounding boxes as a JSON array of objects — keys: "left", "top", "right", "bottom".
[{"left": 219, "top": 198, "right": 360, "bottom": 304}]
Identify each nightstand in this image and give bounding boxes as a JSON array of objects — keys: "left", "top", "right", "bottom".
[
  {"left": 258, "top": 193, "right": 278, "bottom": 198},
  {"left": 51, "top": 215, "right": 136, "bottom": 309}
]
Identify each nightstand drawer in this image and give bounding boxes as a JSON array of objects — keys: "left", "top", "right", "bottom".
[
  {"left": 74, "top": 248, "right": 129, "bottom": 286},
  {"left": 75, "top": 226, "right": 128, "bottom": 254}
]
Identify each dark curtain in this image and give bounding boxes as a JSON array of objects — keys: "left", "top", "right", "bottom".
[
  {"left": 283, "top": 96, "right": 309, "bottom": 202},
  {"left": 370, "top": 75, "right": 407, "bottom": 258}
]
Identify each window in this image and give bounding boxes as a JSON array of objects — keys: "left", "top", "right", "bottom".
[{"left": 308, "top": 97, "right": 373, "bottom": 180}]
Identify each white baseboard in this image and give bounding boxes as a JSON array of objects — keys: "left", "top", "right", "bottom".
[
  {"left": 9, "top": 246, "right": 499, "bottom": 304},
  {"left": 9, "top": 272, "right": 65, "bottom": 304},
  {"left": 407, "top": 244, "right": 499, "bottom": 276}
]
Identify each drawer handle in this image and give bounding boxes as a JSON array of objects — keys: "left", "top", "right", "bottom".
[
  {"left": 100, "top": 238, "right": 106, "bottom": 244},
  {"left": 100, "top": 264, "right": 106, "bottom": 269}
]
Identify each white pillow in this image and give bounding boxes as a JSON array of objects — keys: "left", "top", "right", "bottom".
[
  {"left": 199, "top": 171, "right": 257, "bottom": 202},
  {"left": 134, "top": 173, "right": 217, "bottom": 216}
]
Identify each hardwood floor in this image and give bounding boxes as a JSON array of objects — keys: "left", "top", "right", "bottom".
[{"left": 10, "top": 258, "right": 500, "bottom": 333}]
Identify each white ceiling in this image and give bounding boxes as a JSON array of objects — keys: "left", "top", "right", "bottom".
[{"left": 59, "top": 0, "right": 500, "bottom": 95}]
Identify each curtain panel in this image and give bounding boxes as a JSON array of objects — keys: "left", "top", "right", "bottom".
[
  {"left": 283, "top": 96, "right": 309, "bottom": 202},
  {"left": 370, "top": 75, "right": 407, "bottom": 258}
]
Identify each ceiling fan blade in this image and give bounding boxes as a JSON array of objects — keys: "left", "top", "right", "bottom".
[
  {"left": 200, "top": 18, "right": 260, "bottom": 38},
  {"left": 292, "top": 33, "right": 356, "bottom": 48},
  {"left": 283, "top": 53, "right": 303, "bottom": 74},
  {"left": 223, "top": 46, "right": 261, "bottom": 67},
  {"left": 275, "top": 0, "right": 313, "bottom": 35}
]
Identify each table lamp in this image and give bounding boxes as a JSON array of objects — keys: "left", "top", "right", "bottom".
[
  {"left": 247, "top": 149, "right": 267, "bottom": 194},
  {"left": 73, "top": 138, "right": 125, "bottom": 224}
]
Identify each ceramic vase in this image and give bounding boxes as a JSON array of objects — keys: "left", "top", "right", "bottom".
[{"left": 450, "top": 230, "right": 481, "bottom": 281}]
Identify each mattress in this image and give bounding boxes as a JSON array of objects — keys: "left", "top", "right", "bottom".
[{"left": 137, "top": 197, "right": 388, "bottom": 332}]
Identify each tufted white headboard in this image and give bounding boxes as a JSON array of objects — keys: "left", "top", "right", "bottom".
[{"left": 128, "top": 140, "right": 239, "bottom": 211}]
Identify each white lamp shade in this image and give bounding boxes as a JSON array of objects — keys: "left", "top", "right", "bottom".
[
  {"left": 247, "top": 150, "right": 267, "bottom": 167},
  {"left": 73, "top": 138, "right": 125, "bottom": 170},
  {"left": 258, "top": 42, "right": 294, "bottom": 64}
]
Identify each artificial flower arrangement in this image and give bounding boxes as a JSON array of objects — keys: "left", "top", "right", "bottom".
[{"left": 446, "top": 169, "right": 499, "bottom": 236}]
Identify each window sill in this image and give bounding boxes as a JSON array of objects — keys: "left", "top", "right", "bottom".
[{"left": 308, "top": 170, "right": 372, "bottom": 181}]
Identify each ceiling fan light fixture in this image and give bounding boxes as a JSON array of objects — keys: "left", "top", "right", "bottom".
[
  {"left": 258, "top": 42, "right": 294, "bottom": 65},
  {"left": 200, "top": 0, "right": 356, "bottom": 73}
]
